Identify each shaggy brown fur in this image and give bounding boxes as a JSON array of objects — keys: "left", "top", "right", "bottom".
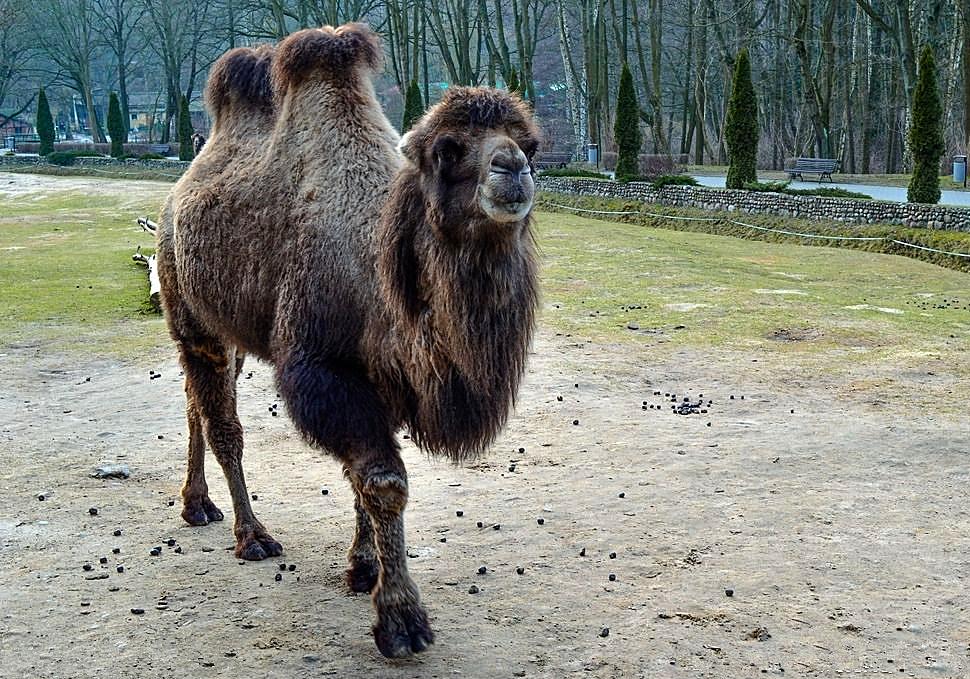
[{"left": 156, "top": 23, "right": 540, "bottom": 659}]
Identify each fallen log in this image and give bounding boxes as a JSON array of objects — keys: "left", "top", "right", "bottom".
[
  {"left": 132, "top": 244, "right": 160, "bottom": 311},
  {"left": 134, "top": 216, "right": 160, "bottom": 310}
]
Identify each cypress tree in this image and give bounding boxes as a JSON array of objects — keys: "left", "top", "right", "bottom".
[
  {"left": 107, "top": 92, "right": 125, "bottom": 158},
  {"left": 401, "top": 80, "right": 424, "bottom": 132},
  {"left": 725, "top": 48, "right": 759, "bottom": 189},
  {"left": 36, "top": 88, "right": 55, "bottom": 156},
  {"left": 613, "top": 62, "right": 642, "bottom": 180},
  {"left": 907, "top": 46, "right": 944, "bottom": 204},
  {"left": 507, "top": 68, "right": 519, "bottom": 95},
  {"left": 178, "top": 95, "right": 194, "bottom": 161}
]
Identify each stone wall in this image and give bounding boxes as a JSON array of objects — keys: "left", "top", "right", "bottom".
[
  {"left": 0, "top": 154, "right": 188, "bottom": 173},
  {"left": 537, "top": 176, "right": 970, "bottom": 232}
]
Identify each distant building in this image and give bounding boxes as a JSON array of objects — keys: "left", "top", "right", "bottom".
[
  {"left": 127, "top": 93, "right": 208, "bottom": 141},
  {"left": 0, "top": 116, "right": 34, "bottom": 137}
]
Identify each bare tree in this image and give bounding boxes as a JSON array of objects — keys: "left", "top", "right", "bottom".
[
  {"left": 0, "top": 0, "right": 33, "bottom": 125},
  {"left": 141, "top": 0, "right": 218, "bottom": 142},
  {"left": 94, "top": 0, "right": 148, "bottom": 142},
  {"left": 31, "top": 0, "right": 107, "bottom": 142}
]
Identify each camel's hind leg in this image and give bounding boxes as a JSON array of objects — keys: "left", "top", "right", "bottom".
[
  {"left": 181, "top": 341, "right": 281, "bottom": 560},
  {"left": 179, "top": 391, "right": 224, "bottom": 526},
  {"left": 180, "top": 351, "right": 245, "bottom": 525}
]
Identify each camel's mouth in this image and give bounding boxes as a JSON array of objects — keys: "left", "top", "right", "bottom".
[
  {"left": 479, "top": 190, "right": 533, "bottom": 223},
  {"left": 479, "top": 164, "right": 535, "bottom": 224}
]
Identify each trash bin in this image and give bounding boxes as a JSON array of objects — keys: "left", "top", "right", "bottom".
[
  {"left": 953, "top": 154, "right": 967, "bottom": 183},
  {"left": 587, "top": 143, "right": 599, "bottom": 165},
  {"left": 4, "top": 136, "right": 14, "bottom": 151}
]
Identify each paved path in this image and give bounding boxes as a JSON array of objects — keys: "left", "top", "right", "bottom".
[{"left": 692, "top": 175, "right": 970, "bottom": 207}]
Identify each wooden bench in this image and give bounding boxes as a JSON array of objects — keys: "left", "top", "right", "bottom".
[
  {"left": 148, "top": 144, "right": 171, "bottom": 155},
  {"left": 534, "top": 152, "right": 572, "bottom": 170},
  {"left": 786, "top": 157, "right": 838, "bottom": 182}
]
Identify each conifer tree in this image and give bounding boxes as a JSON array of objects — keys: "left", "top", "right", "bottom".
[
  {"left": 613, "top": 62, "right": 642, "bottom": 180},
  {"left": 107, "top": 92, "right": 125, "bottom": 158},
  {"left": 907, "top": 46, "right": 944, "bottom": 204},
  {"left": 178, "top": 95, "right": 194, "bottom": 161},
  {"left": 725, "top": 48, "right": 759, "bottom": 189},
  {"left": 401, "top": 80, "right": 424, "bottom": 132},
  {"left": 507, "top": 68, "right": 519, "bottom": 95},
  {"left": 36, "top": 88, "right": 55, "bottom": 156}
]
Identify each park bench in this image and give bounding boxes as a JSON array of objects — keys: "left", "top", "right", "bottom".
[
  {"left": 535, "top": 152, "right": 572, "bottom": 170},
  {"left": 786, "top": 157, "right": 838, "bottom": 182},
  {"left": 148, "top": 144, "right": 171, "bottom": 155}
]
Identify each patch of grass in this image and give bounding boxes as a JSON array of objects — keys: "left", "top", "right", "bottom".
[
  {"left": 0, "top": 190, "right": 169, "bottom": 359},
  {"left": 538, "top": 191, "right": 970, "bottom": 274},
  {"left": 535, "top": 206, "right": 970, "bottom": 378},
  {"left": 3, "top": 177, "right": 968, "bottom": 382}
]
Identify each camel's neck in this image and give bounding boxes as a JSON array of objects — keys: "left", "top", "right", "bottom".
[{"left": 377, "top": 205, "right": 538, "bottom": 459}]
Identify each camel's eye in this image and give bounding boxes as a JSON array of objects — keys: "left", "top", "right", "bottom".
[
  {"left": 521, "top": 140, "right": 538, "bottom": 160},
  {"left": 431, "top": 134, "right": 465, "bottom": 171}
]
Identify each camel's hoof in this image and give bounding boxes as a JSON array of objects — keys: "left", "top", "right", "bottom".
[
  {"left": 235, "top": 530, "right": 283, "bottom": 560},
  {"left": 373, "top": 601, "right": 434, "bottom": 658},
  {"left": 346, "top": 556, "right": 379, "bottom": 593},
  {"left": 181, "top": 496, "right": 224, "bottom": 526}
]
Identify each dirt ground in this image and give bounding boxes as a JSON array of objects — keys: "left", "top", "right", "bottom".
[{"left": 2, "top": 175, "right": 969, "bottom": 678}]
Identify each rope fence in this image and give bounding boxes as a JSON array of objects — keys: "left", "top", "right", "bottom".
[{"left": 539, "top": 199, "right": 970, "bottom": 259}]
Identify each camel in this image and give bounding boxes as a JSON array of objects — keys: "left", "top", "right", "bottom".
[{"left": 155, "top": 23, "right": 540, "bottom": 658}]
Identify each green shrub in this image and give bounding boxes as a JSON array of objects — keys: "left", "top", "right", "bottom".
[
  {"left": 615, "top": 174, "right": 640, "bottom": 183},
  {"left": 651, "top": 174, "right": 699, "bottom": 189},
  {"left": 539, "top": 168, "right": 611, "bottom": 179},
  {"left": 138, "top": 152, "right": 165, "bottom": 160},
  {"left": 743, "top": 179, "right": 871, "bottom": 200},
  {"left": 744, "top": 180, "right": 790, "bottom": 192},
  {"left": 46, "top": 150, "right": 104, "bottom": 166},
  {"left": 785, "top": 187, "right": 871, "bottom": 200},
  {"left": 613, "top": 63, "right": 642, "bottom": 180},
  {"left": 36, "top": 88, "right": 55, "bottom": 156},
  {"left": 725, "top": 49, "right": 759, "bottom": 189}
]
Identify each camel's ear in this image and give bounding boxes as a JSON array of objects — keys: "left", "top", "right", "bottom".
[
  {"left": 398, "top": 131, "right": 420, "bottom": 165},
  {"left": 431, "top": 134, "right": 464, "bottom": 174}
]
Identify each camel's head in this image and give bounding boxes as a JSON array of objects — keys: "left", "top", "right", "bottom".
[{"left": 399, "top": 87, "right": 540, "bottom": 239}]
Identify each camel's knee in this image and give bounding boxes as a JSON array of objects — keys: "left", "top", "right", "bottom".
[
  {"left": 181, "top": 341, "right": 232, "bottom": 372},
  {"left": 358, "top": 471, "right": 408, "bottom": 517}
]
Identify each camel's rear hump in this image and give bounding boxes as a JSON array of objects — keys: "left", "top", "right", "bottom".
[{"left": 272, "top": 23, "right": 381, "bottom": 95}]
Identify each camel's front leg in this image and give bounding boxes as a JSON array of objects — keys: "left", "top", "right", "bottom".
[
  {"left": 344, "top": 470, "right": 379, "bottom": 593},
  {"left": 347, "top": 452, "right": 433, "bottom": 658}
]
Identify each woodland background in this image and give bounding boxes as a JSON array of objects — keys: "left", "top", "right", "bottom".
[{"left": 1, "top": 0, "right": 967, "bottom": 171}]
